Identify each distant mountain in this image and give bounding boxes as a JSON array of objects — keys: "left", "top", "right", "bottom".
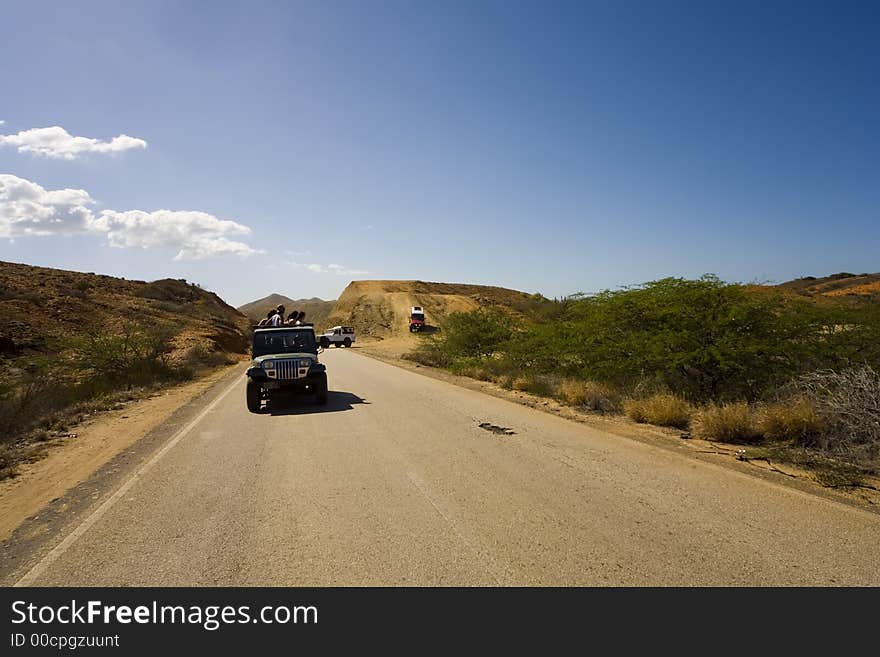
[{"left": 237, "top": 294, "right": 336, "bottom": 328}]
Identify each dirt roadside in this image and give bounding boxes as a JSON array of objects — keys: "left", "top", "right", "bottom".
[
  {"left": 0, "top": 364, "right": 242, "bottom": 541},
  {"left": 353, "top": 339, "right": 880, "bottom": 513}
]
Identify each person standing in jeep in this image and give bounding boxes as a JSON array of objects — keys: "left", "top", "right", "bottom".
[{"left": 268, "top": 305, "right": 285, "bottom": 326}]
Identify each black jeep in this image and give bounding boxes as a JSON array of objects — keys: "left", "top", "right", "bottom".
[{"left": 245, "top": 326, "right": 328, "bottom": 412}]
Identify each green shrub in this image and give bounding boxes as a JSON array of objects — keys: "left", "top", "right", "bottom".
[
  {"left": 0, "top": 322, "right": 194, "bottom": 444},
  {"left": 456, "top": 276, "right": 880, "bottom": 404},
  {"left": 403, "top": 337, "right": 452, "bottom": 368},
  {"left": 71, "top": 323, "right": 178, "bottom": 387},
  {"left": 439, "top": 310, "right": 515, "bottom": 359}
]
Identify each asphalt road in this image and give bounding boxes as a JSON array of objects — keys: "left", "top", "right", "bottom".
[{"left": 10, "top": 349, "right": 880, "bottom": 585}]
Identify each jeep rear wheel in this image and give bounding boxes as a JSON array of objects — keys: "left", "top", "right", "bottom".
[
  {"left": 343, "top": 337, "right": 351, "bottom": 348},
  {"left": 315, "top": 373, "right": 328, "bottom": 405},
  {"left": 246, "top": 380, "right": 262, "bottom": 413}
]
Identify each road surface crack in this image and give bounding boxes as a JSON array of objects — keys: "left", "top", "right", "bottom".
[{"left": 478, "top": 422, "right": 515, "bottom": 436}]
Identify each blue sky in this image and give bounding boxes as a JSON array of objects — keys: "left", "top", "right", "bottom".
[{"left": 1, "top": 0, "right": 877, "bottom": 306}]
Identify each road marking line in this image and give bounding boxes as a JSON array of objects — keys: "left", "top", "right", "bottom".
[
  {"left": 406, "top": 471, "right": 511, "bottom": 585},
  {"left": 14, "top": 375, "right": 244, "bottom": 587}
]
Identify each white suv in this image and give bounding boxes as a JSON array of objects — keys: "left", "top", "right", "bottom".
[{"left": 319, "top": 326, "right": 356, "bottom": 348}]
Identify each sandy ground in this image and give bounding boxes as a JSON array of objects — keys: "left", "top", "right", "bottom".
[{"left": 0, "top": 364, "right": 241, "bottom": 541}]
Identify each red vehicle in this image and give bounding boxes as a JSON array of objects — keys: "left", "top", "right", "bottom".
[{"left": 409, "top": 306, "right": 425, "bottom": 332}]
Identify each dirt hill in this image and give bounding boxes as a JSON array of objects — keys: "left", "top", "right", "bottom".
[
  {"left": 0, "top": 260, "right": 251, "bottom": 373},
  {"left": 775, "top": 272, "right": 880, "bottom": 300},
  {"left": 324, "top": 280, "right": 534, "bottom": 339},
  {"left": 237, "top": 294, "right": 335, "bottom": 328}
]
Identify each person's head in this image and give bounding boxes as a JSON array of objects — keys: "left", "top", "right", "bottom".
[
  {"left": 287, "top": 311, "right": 298, "bottom": 322},
  {"left": 298, "top": 311, "right": 306, "bottom": 322},
  {"left": 276, "top": 304, "right": 285, "bottom": 315}
]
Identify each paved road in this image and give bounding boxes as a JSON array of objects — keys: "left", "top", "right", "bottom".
[{"left": 10, "top": 349, "right": 880, "bottom": 585}]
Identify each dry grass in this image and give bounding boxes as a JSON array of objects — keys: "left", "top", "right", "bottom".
[
  {"left": 0, "top": 444, "right": 18, "bottom": 480},
  {"left": 758, "top": 397, "right": 825, "bottom": 442},
  {"left": 691, "top": 402, "right": 762, "bottom": 443},
  {"left": 623, "top": 394, "right": 692, "bottom": 429},
  {"left": 512, "top": 376, "right": 531, "bottom": 391},
  {"left": 557, "top": 379, "right": 620, "bottom": 413},
  {"left": 509, "top": 375, "right": 557, "bottom": 396},
  {"left": 471, "top": 367, "right": 495, "bottom": 382}
]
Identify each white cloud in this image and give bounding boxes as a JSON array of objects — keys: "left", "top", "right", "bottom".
[
  {"left": 89, "top": 210, "right": 256, "bottom": 260},
  {"left": 0, "top": 120, "right": 5, "bottom": 126},
  {"left": 292, "top": 261, "right": 368, "bottom": 275},
  {"left": 1, "top": 174, "right": 256, "bottom": 259},
  {"left": 0, "top": 126, "right": 147, "bottom": 160},
  {"left": 0, "top": 174, "right": 94, "bottom": 237}
]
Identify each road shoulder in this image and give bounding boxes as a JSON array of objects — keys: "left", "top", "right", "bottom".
[{"left": 0, "top": 364, "right": 244, "bottom": 584}]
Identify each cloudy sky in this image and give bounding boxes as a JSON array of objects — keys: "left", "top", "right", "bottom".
[{"left": 1, "top": 1, "right": 877, "bottom": 306}]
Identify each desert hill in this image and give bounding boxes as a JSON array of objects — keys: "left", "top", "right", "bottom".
[
  {"left": 775, "top": 272, "right": 880, "bottom": 299},
  {"left": 237, "top": 294, "right": 335, "bottom": 329},
  {"left": 0, "top": 260, "right": 251, "bottom": 371},
  {"left": 324, "top": 280, "right": 535, "bottom": 339}
]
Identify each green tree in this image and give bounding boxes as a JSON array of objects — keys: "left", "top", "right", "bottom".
[
  {"left": 440, "top": 310, "right": 515, "bottom": 359},
  {"left": 558, "top": 276, "right": 836, "bottom": 401}
]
